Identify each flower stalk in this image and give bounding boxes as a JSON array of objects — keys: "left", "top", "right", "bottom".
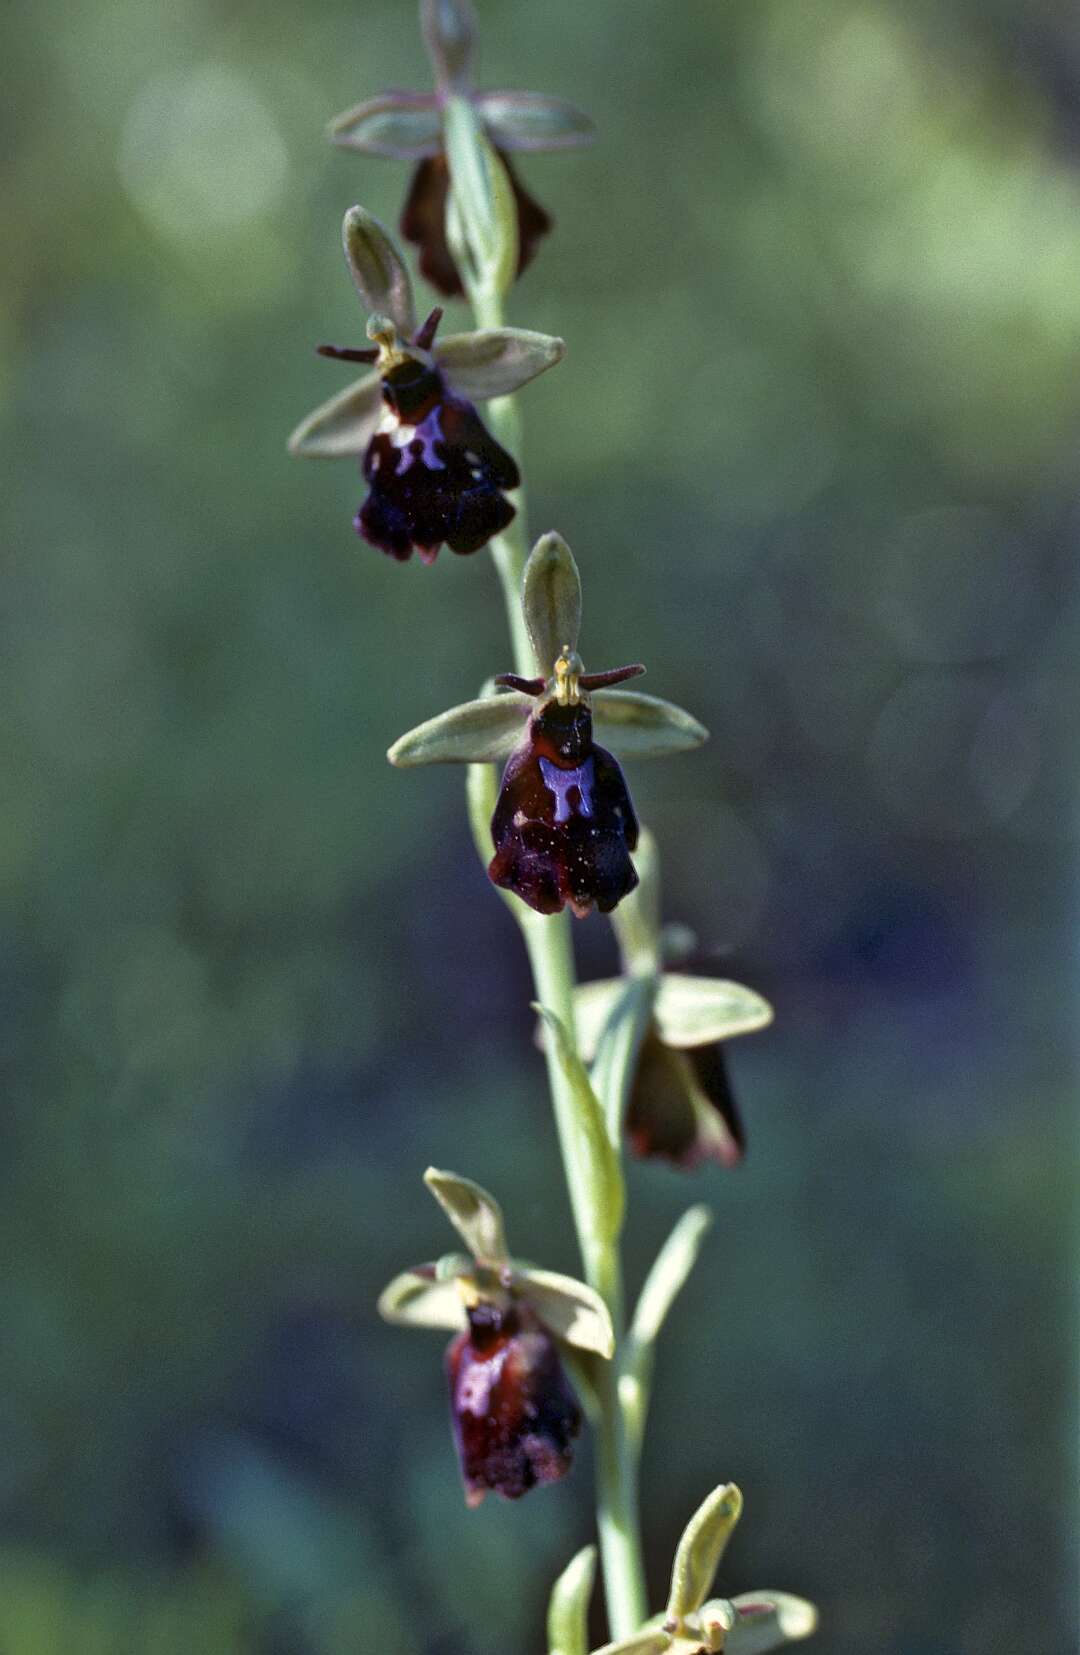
[
  {"left": 292, "top": 4, "right": 819, "bottom": 1649},
  {"left": 445, "top": 86, "right": 650, "bottom": 1638}
]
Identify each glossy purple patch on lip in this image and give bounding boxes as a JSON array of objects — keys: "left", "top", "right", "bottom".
[{"left": 538, "top": 755, "right": 594, "bottom": 822}]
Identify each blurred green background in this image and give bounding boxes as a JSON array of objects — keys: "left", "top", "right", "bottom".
[{"left": 2, "top": 0, "right": 1076, "bottom": 1649}]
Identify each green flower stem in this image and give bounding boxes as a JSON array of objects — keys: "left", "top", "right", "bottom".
[
  {"left": 471, "top": 292, "right": 647, "bottom": 1647},
  {"left": 449, "top": 109, "right": 647, "bottom": 1638}
]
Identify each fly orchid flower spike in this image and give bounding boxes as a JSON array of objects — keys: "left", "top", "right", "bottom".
[
  {"left": 578, "top": 1484, "right": 817, "bottom": 1655},
  {"left": 386, "top": 534, "right": 709, "bottom": 917},
  {"left": 287, "top": 208, "right": 564, "bottom": 561},
  {"left": 572, "top": 833, "right": 775, "bottom": 1169},
  {"left": 328, "top": 0, "right": 594, "bottom": 297},
  {"left": 379, "top": 1168, "right": 614, "bottom": 1507}
]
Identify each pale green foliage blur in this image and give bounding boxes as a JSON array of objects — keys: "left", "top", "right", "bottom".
[{"left": 1, "top": 0, "right": 1075, "bottom": 1651}]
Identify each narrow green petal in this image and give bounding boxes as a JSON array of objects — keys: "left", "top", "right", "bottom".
[
  {"left": 515, "top": 1266, "right": 615, "bottom": 1358},
  {"left": 342, "top": 206, "right": 415, "bottom": 336},
  {"left": 387, "top": 693, "right": 530, "bottom": 766},
  {"left": 423, "top": 1166, "right": 509, "bottom": 1266},
  {"left": 667, "top": 1484, "right": 743, "bottom": 1622},
  {"left": 591, "top": 691, "right": 708, "bottom": 757},
  {"left": 436, "top": 328, "right": 565, "bottom": 401},
  {"left": 653, "top": 975, "right": 773, "bottom": 1049},
  {"left": 286, "top": 372, "right": 382, "bottom": 458}
]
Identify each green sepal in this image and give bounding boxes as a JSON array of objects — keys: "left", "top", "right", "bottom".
[
  {"left": 654, "top": 975, "right": 773, "bottom": 1049},
  {"left": 534, "top": 1006, "right": 624, "bottom": 1245},
  {"left": 592, "top": 691, "right": 708, "bottom": 757},
  {"left": 547, "top": 1544, "right": 597, "bottom": 1655},
  {"left": 667, "top": 1484, "right": 744, "bottom": 1623},
  {"left": 328, "top": 94, "right": 442, "bottom": 159},
  {"left": 515, "top": 1266, "right": 615, "bottom": 1358},
  {"left": 387, "top": 692, "right": 530, "bottom": 766},
  {"left": 722, "top": 1594, "right": 818, "bottom": 1655},
  {"left": 376, "top": 1266, "right": 467, "bottom": 1331},
  {"left": 342, "top": 206, "right": 415, "bottom": 336},
  {"left": 523, "top": 531, "right": 582, "bottom": 675},
  {"left": 287, "top": 371, "right": 382, "bottom": 459},
  {"left": 436, "top": 329, "right": 566, "bottom": 401},
  {"left": 423, "top": 1167, "right": 509, "bottom": 1266},
  {"left": 478, "top": 91, "right": 596, "bottom": 153}
]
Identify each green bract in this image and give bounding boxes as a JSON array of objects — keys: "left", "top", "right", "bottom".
[
  {"left": 535, "top": 1006, "right": 625, "bottom": 1247},
  {"left": 377, "top": 1167, "right": 615, "bottom": 1360},
  {"left": 547, "top": 1544, "right": 598, "bottom": 1655},
  {"left": 668, "top": 1484, "right": 743, "bottom": 1622}
]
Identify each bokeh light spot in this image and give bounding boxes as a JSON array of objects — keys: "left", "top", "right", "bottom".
[
  {"left": 876, "top": 507, "right": 1036, "bottom": 665},
  {"left": 119, "top": 65, "right": 288, "bottom": 242}
]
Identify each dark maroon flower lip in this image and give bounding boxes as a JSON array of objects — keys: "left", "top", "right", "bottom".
[
  {"left": 357, "top": 366, "right": 520, "bottom": 562},
  {"left": 488, "top": 695, "right": 640, "bottom": 918},
  {"left": 446, "top": 1300, "right": 582, "bottom": 1506}
]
